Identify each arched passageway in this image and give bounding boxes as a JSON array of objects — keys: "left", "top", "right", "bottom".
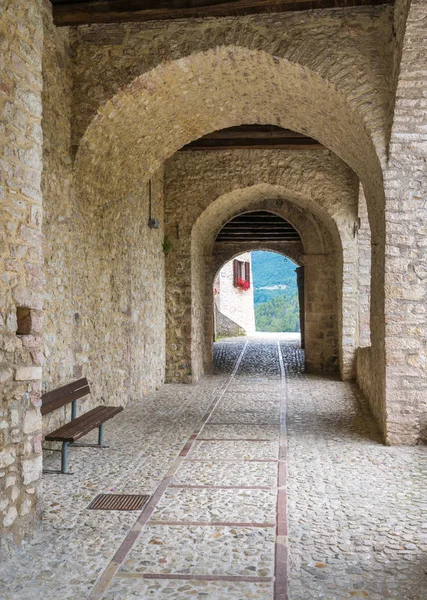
[
  {"left": 210, "top": 218, "right": 304, "bottom": 369},
  {"left": 213, "top": 248, "right": 302, "bottom": 342},
  {"left": 181, "top": 187, "right": 356, "bottom": 384},
  {"left": 2, "top": 0, "right": 427, "bottom": 567},
  {"left": 69, "top": 46, "right": 386, "bottom": 418}
]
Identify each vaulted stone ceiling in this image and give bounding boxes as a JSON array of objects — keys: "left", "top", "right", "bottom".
[{"left": 51, "top": 0, "right": 394, "bottom": 26}]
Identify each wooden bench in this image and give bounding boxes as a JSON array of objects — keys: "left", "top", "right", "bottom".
[{"left": 42, "top": 378, "right": 123, "bottom": 474}]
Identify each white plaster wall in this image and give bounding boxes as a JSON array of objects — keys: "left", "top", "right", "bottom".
[{"left": 216, "top": 253, "right": 255, "bottom": 334}]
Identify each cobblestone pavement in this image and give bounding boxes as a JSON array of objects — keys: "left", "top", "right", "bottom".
[
  {"left": 0, "top": 337, "right": 426, "bottom": 599},
  {"left": 284, "top": 353, "right": 427, "bottom": 600}
]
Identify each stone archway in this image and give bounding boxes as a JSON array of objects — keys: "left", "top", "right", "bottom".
[
  {"left": 189, "top": 192, "right": 344, "bottom": 380},
  {"left": 212, "top": 246, "right": 303, "bottom": 352},
  {"left": 71, "top": 45, "right": 387, "bottom": 436},
  {"left": 75, "top": 47, "right": 384, "bottom": 219}
]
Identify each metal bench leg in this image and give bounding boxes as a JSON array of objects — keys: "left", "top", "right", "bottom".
[
  {"left": 98, "top": 424, "right": 104, "bottom": 448},
  {"left": 61, "top": 442, "right": 69, "bottom": 474}
]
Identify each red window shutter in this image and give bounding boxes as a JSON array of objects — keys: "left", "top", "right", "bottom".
[
  {"left": 245, "top": 261, "right": 250, "bottom": 287},
  {"left": 233, "top": 260, "right": 239, "bottom": 287}
]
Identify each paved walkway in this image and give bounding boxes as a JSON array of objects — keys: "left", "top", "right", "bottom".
[{"left": 0, "top": 338, "right": 426, "bottom": 599}]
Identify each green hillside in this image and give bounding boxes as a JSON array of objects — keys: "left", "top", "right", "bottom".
[
  {"left": 251, "top": 251, "right": 300, "bottom": 332},
  {"left": 251, "top": 251, "right": 298, "bottom": 307},
  {"left": 255, "top": 291, "right": 300, "bottom": 332}
]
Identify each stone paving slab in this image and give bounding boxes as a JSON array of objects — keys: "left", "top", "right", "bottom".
[
  {"left": 120, "top": 525, "right": 275, "bottom": 576},
  {"left": 206, "top": 410, "right": 280, "bottom": 425},
  {"left": 171, "top": 460, "right": 278, "bottom": 487},
  {"left": 199, "top": 424, "right": 279, "bottom": 440},
  {"left": 217, "top": 396, "right": 282, "bottom": 410},
  {"left": 104, "top": 577, "right": 274, "bottom": 599},
  {"left": 0, "top": 510, "right": 137, "bottom": 600},
  {"left": 188, "top": 440, "right": 279, "bottom": 461},
  {"left": 213, "top": 342, "right": 246, "bottom": 374},
  {"left": 0, "top": 381, "right": 221, "bottom": 600},
  {"left": 150, "top": 487, "right": 277, "bottom": 524},
  {"left": 286, "top": 373, "right": 427, "bottom": 600},
  {"left": 210, "top": 408, "right": 281, "bottom": 424},
  {"left": 229, "top": 382, "right": 281, "bottom": 391}
]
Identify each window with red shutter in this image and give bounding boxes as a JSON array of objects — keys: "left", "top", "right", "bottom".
[
  {"left": 244, "top": 261, "right": 250, "bottom": 287},
  {"left": 233, "top": 259, "right": 239, "bottom": 287},
  {"left": 233, "top": 259, "right": 251, "bottom": 290}
]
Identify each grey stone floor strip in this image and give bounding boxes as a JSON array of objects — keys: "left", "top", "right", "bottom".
[
  {"left": 116, "top": 573, "right": 274, "bottom": 582},
  {"left": 275, "top": 341, "right": 290, "bottom": 600}
]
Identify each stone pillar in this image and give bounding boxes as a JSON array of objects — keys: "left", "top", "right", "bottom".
[
  {"left": 295, "top": 267, "right": 305, "bottom": 349},
  {"left": 382, "top": 0, "right": 427, "bottom": 445},
  {"left": 203, "top": 258, "right": 215, "bottom": 375},
  {"left": 164, "top": 237, "right": 193, "bottom": 383},
  {"left": 358, "top": 186, "right": 371, "bottom": 347},
  {"left": 303, "top": 254, "right": 338, "bottom": 374},
  {"left": 0, "top": 0, "right": 44, "bottom": 551}
]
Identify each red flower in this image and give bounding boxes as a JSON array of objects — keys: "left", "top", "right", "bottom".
[{"left": 237, "top": 278, "right": 250, "bottom": 291}]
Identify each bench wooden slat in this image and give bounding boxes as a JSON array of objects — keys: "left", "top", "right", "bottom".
[
  {"left": 42, "top": 378, "right": 88, "bottom": 402},
  {"left": 45, "top": 406, "right": 123, "bottom": 443},
  {"left": 41, "top": 378, "right": 90, "bottom": 415},
  {"left": 41, "top": 386, "right": 91, "bottom": 416}
]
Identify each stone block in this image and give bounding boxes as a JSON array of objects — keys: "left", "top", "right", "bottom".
[
  {"left": 15, "top": 366, "right": 42, "bottom": 381},
  {"left": 0, "top": 450, "right": 15, "bottom": 469},
  {"left": 22, "top": 455, "right": 42, "bottom": 485},
  {"left": 0, "top": 367, "right": 13, "bottom": 384},
  {"left": 23, "top": 409, "right": 41, "bottom": 434},
  {"left": 3, "top": 507, "right": 18, "bottom": 528}
]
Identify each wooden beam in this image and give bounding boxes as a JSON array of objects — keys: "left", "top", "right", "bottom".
[
  {"left": 181, "top": 142, "right": 323, "bottom": 151},
  {"left": 216, "top": 233, "right": 301, "bottom": 239},
  {"left": 51, "top": 0, "right": 392, "bottom": 27},
  {"left": 216, "top": 209, "right": 302, "bottom": 242},
  {"left": 217, "top": 232, "right": 301, "bottom": 236},
  {"left": 181, "top": 125, "right": 323, "bottom": 151},
  {"left": 216, "top": 237, "right": 301, "bottom": 242}
]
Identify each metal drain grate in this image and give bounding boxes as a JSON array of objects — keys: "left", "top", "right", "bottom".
[{"left": 87, "top": 494, "right": 150, "bottom": 511}]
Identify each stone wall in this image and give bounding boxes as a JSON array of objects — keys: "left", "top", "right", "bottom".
[
  {"left": 382, "top": 0, "right": 427, "bottom": 444},
  {"left": 214, "top": 243, "right": 304, "bottom": 271},
  {"left": 47, "top": 168, "right": 166, "bottom": 417},
  {"left": 304, "top": 254, "right": 340, "bottom": 374},
  {"left": 69, "top": 6, "right": 393, "bottom": 156},
  {"left": 41, "top": 4, "right": 75, "bottom": 434},
  {"left": 0, "top": 0, "right": 44, "bottom": 551},
  {"left": 215, "top": 253, "right": 255, "bottom": 335},
  {"left": 214, "top": 304, "right": 246, "bottom": 339},
  {"left": 356, "top": 346, "right": 373, "bottom": 409},
  {"left": 40, "top": 2, "right": 167, "bottom": 432}
]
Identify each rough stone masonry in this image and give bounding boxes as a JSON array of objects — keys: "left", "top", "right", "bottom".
[{"left": 1, "top": 0, "right": 426, "bottom": 554}]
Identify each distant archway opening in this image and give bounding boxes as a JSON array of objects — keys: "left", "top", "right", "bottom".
[
  {"left": 213, "top": 250, "right": 302, "bottom": 343},
  {"left": 212, "top": 212, "right": 304, "bottom": 348}
]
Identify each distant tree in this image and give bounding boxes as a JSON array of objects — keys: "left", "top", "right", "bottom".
[{"left": 255, "top": 290, "right": 300, "bottom": 332}]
